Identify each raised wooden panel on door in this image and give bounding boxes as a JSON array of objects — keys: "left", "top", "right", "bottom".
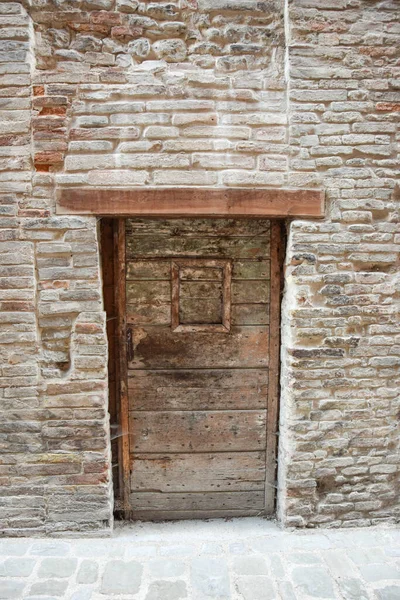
[{"left": 126, "top": 218, "right": 272, "bottom": 519}]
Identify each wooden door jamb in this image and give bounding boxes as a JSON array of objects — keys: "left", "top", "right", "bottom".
[
  {"left": 265, "top": 220, "right": 284, "bottom": 514},
  {"left": 114, "top": 218, "right": 131, "bottom": 515}
]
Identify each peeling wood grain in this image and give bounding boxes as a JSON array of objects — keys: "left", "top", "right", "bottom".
[
  {"left": 130, "top": 410, "right": 267, "bottom": 453},
  {"left": 128, "top": 369, "right": 268, "bottom": 411},
  {"left": 232, "top": 304, "right": 270, "bottom": 326},
  {"left": 130, "top": 491, "right": 264, "bottom": 511},
  {"left": 232, "top": 280, "right": 270, "bottom": 304},
  {"left": 128, "top": 509, "right": 265, "bottom": 520},
  {"left": 233, "top": 260, "right": 270, "bottom": 280},
  {"left": 129, "top": 326, "right": 269, "bottom": 369},
  {"left": 127, "top": 303, "right": 171, "bottom": 326},
  {"left": 126, "top": 260, "right": 171, "bottom": 280},
  {"left": 126, "top": 218, "right": 271, "bottom": 237},
  {"left": 130, "top": 452, "right": 266, "bottom": 492},
  {"left": 126, "top": 235, "right": 270, "bottom": 260},
  {"left": 114, "top": 219, "right": 130, "bottom": 513},
  {"left": 126, "top": 281, "right": 171, "bottom": 305}
]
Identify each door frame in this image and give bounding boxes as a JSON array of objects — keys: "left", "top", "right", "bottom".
[{"left": 101, "top": 217, "right": 285, "bottom": 518}]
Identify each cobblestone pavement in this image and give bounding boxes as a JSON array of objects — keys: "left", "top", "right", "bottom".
[{"left": 0, "top": 518, "right": 399, "bottom": 600}]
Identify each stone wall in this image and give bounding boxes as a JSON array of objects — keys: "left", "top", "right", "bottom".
[
  {"left": 0, "top": 0, "right": 398, "bottom": 535},
  {"left": 278, "top": 0, "right": 400, "bottom": 527},
  {"left": 1, "top": 1, "right": 112, "bottom": 536},
  {"left": 31, "top": 0, "right": 286, "bottom": 189}
]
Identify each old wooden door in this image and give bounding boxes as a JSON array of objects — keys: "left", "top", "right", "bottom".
[{"left": 116, "top": 218, "right": 281, "bottom": 520}]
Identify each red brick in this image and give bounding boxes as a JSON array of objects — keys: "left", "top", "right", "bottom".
[
  {"left": 34, "top": 151, "right": 64, "bottom": 164},
  {"left": 376, "top": 102, "right": 400, "bottom": 112},
  {"left": 91, "top": 11, "right": 121, "bottom": 25},
  {"left": 111, "top": 26, "right": 143, "bottom": 39}
]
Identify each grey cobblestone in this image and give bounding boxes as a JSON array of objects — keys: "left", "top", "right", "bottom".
[
  {"left": 376, "top": 587, "right": 400, "bottom": 600},
  {"left": 232, "top": 556, "right": 269, "bottom": 576},
  {"left": 0, "top": 558, "right": 35, "bottom": 576},
  {"left": 100, "top": 560, "right": 143, "bottom": 595},
  {"left": 145, "top": 580, "right": 187, "bottom": 600},
  {"left": 0, "top": 520, "right": 399, "bottom": 599},
  {"left": 29, "top": 579, "right": 69, "bottom": 596},
  {"left": 336, "top": 578, "right": 369, "bottom": 600},
  {"left": 360, "top": 564, "right": 400, "bottom": 583},
  {"left": 191, "top": 557, "right": 230, "bottom": 599},
  {"left": 149, "top": 558, "right": 185, "bottom": 578},
  {"left": 76, "top": 560, "right": 98, "bottom": 584},
  {"left": 235, "top": 576, "right": 276, "bottom": 599},
  {"left": 291, "top": 566, "right": 335, "bottom": 598},
  {"left": 0, "top": 581, "right": 25, "bottom": 600},
  {"left": 38, "top": 558, "right": 77, "bottom": 578}
]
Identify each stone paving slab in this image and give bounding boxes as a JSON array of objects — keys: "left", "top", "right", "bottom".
[{"left": 0, "top": 518, "right": 399, "bottom": 600}]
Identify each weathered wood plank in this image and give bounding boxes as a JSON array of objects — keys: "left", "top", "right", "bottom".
[
  {"left": 126, "top": 236, "right": 270, "bottom": 260},
  {"left": 128, "top": 369, "right": 268, "bottom": 411},
  {"left": 130, "top": 410, "right": 267, "bottom": 452},
  {"left": 114, "top": 219, "right": 131, "bottom": 512},
  {"left": 232, "top": 260, "right": 270, "bottom": 280},
  {"left": 130, "top": 491, "right": 264, "bottom": 511},
  {"left": 127, "top": 508, "right": 264, "bottom": 520},
  {"left": 130, "top": 452, "right": 266, "bottom": 492},
  {"left": 180, "top": 281, "right": 222, "bottom": 298},
  {"left": 126, "top": 281, "right": 170, "bottom": 305},
  {"left": 127, "top": 258, "right": 271, "bottom": 280},
  {"left": 128, "top": 326, "right": 269, "bottom": 369},
  {"left": 126, "top": 260, "right": 171, "bottom": 280},
  {"left": 179, "top": 298, "right": 222, "bottom": 324},
  {"left": 232, "top": 281, "right": 270, "bottom": 304},
  {"left": 126, "top": 218, "right": 271, "bottom": 237},
  {"left": 57, "top": 188, "right": 325, "bottom": 219},
  {"left": 127, "top": 303, "right": 171, "bottom": 326},
  {"left": 232, "top": 305, "right": 270, "bottom": 326},
  {"left": 180, "top": 266, "right": 223, "bottom": 281}
]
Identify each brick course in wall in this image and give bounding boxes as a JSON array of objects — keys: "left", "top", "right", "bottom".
[{"left": 0, "top": 0, "right": 399, "bottom": 534}]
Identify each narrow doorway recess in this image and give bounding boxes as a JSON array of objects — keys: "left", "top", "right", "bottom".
[{"left": 101, "top": 217, "right": 283, "bottom": 520}]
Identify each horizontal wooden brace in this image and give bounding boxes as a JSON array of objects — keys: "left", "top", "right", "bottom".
[{"left": 56, "top": 187, "right": 325, "bottom": 219}]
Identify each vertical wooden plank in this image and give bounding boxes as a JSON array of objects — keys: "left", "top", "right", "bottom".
[
  {"left": 222, "top": 261, "right": 232, "bottom": 332},
  {"left": 171, "top": 262, "right": 179, "bottom": 330},
  {"left": 265, "top": 220, "right": 283, "bottom": 514},
  {"left": 114, "top": 219, "right": 131, "bottom": 514}
]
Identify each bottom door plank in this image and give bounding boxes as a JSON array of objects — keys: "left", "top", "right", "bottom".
[
  {"left": 130, "top": 491, "right": 264, "bottom": 512},
  {"left": 127, "top": 509, "right": 265, "bottom": 520},
  {"left": 131, "top": 451, "right": 266, "bottom": 492}
]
